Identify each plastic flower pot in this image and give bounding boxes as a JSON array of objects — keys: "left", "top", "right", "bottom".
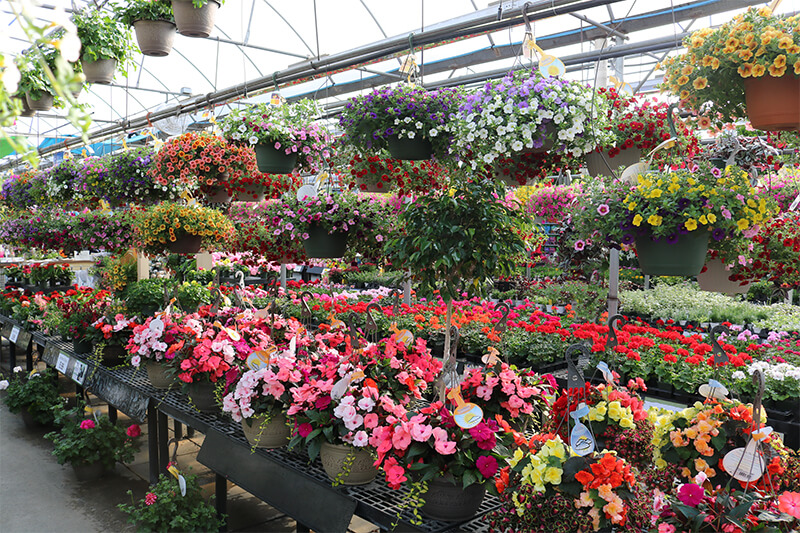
[
  {"left": 72, "top": 460, "right": 105, "bottom": 482},
  {"left": 635, "top": 230, "right": 709, "bottom": 277},
  {"left": 319, "top": 442, "right": 377, "bottom": 486},
  {"left": 20, "top": 407, "right": 52, "bottom": 430},
  {"left": 302, "top": 224, "right": 349, "bottom": 258},
  {"left": 146, "top": 361, "right": 176, "bottom": 389},
  {"left": 172, "top": 0, "right": 220, "bottom": 38},
  {"left": 354, "top": 177, "right": 389, "bottom": 193},
  {"left": 72, "top": 338, "right": 93, "bottom": 355},
  {"left": 744, "top": 74, "right": 800, "bottom": 131},
  {"left": 25, "top": 92, "right": 54, "bottom": 112},
  {"left": 709, "top": 158, "right": 726, "bottom": 170},
  {"left": 241, "top": 414, "right": 290, "bottom": 448},
  {"left": 420, "top": 475, "right": 486, "bottom": 522},
  {"left": 200, "top": 184, "right": 232, "bottom": 205},
  {"left": 254, "top": 144, "right": 298, "bottom": 174},
  {"left": 17, "top": 96, "right": 35, "bottom": 117},
  {"left": 133, "top": 19, "right": 177, "bottom": 57},
  {"left": 81, "top": 58, "right": 117, "bottom": 84},
  {"left": 166, "top": 233, "right": 202, "bottom": 254},
  {"left": 234, "top": 184, "right": 267, "bottom": 202},
  {"left": 585, "top": 146, "right": 642, "bottom": 177},
  {"left": 697, "top": 258, "right": 751, "bottom": 295},
  {"left": 187, "top": 381, "right": 218, "bottom": 412},
  {"left": 101, "top": 345, "right": 126, "bottom": 367},
  {"left": 387, "top": 135, "right": 432, "bottom": 161}
]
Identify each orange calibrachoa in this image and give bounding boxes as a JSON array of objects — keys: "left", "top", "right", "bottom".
[{"left": 660, "top": 7, "right": 800, "bottom": 127}]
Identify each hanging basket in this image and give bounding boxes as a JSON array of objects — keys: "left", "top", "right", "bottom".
[
  {"left": 354, "top": 177, "right": 391, "bottom": 193},
  {"left": 421, "top": 475, "right": 486, "bottom": 522},
  {"left": 302, "top": 224, "right": 349, "bottom": 258},
  {"left": 319, "top": 442, "right": 377, "bottom": 486},
  {"left": 172, "top": 0, "right": 220, "bottom": 38},
  {"left": 187, "top": 380, "right": 218, "bottom": 412},
  {"left": 635, "top": 230, "right": 709, "bottom": 277},
  {"left": 25, "top": 93, "right": 54, "bottom": 112},
  {"left": 102, "top": 344, "right": 126, "bottom": 367},
  {"left": 81, "top": 58, "right": 117, "bottom": 84},
  {"left": 167, "top": 233, "right": 203, "bottom": 254},
  {"left": 146, "top": 361, "right": 176, "bottom": 389},
  {"left": 585, "top": 146, "right": 643, "bottom": 177},
  {"left": 254, "top": 143, "right": 298, "bottom": 174},
  {"left": 234, "top": 184, "right": 267, "bottom": 202},
  {"left": 744, "top": 74, "right": 800, "bottom": 132},
  {"left": 200, "top": 184, "right": 232, "bottom": 205},
  {"left": 387, "top": 135, "right": 432, "bottom": 161},
  {"left": 697, "top": 258, "right": 751, "bottom": 295},
  {"left": 133, "top": 19, "right": 177, "bottom": 57},
  {"left": 241, "top": 414, "right": 290, "bottom": 448},
  {"left": 529, "top": 122, "right": 556, "bottom": 153}
]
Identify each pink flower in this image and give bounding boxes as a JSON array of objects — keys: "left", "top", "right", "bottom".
[
  {"left": 409, "top": 423, "right": 433, "bottom": 442},
  {"left": 363, "top": 413, "right": 379, "bottom": 429},
  {"left": 297, "top": 423, "right": 313, "bottom": 438},
  {"left": 126, "top": 424, "right": 141, "bottom": 438},
  {"left": 391, "top": 425, "right": 412, "bottom": 451},
  {"left": 352, "top": 430, "right": 369, "bottom": 447},
  {"left": 677, "top": 483, "right": 704, "bottom": 507},
  {"left": 658, "top": 524, "right": 676, "bottom": 533},
  {"left": 80, "top": 419, "right": 95, "bottom": 430},
  {"left": 145, "top": 493, "right": 157, "bottom": 506},
  {"left": 778, "top": 492, "right": 800, "bottom": 519},
  {"left": 597, "top": 204, "right": 610, "bottom": 216},
  {"left": 476, "top": 455, "right": 498, "bottom": 478}
]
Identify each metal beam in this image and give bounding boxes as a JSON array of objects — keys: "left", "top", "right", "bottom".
[{"left": 205, "top": 36, "right": 309, "bottom": 59}]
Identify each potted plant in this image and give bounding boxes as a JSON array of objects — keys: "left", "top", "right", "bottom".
[
  {"left": 660, "top": 7, "right": 800, "bottom": 131},
  {"left": 618, "top": 161, "right": 772, "bottom": 276},
  {"left": 127, "top": 313, "right": 194, "bottom": 389},
  {"left": 72, "top": 7, "right": 134, "bottom": 84},
  {"left": 51, "top": 287, "right": 110, "bottom": 353},
  {"left": 133, "top": 201, "right": 235, "bottom": 255},
  {"left": 45, "top": 403, "right": 141, "bottom": 481},
  {"left": 150, "top": 131, "right": 256, "bottom": 203},
  {"left": 15, "top": 50, "right": 62, "bottom": 112},
  {"left": 526, "top": 183, "right": 579, "bottom": 223},
  {"left": 2, "top": 367, "right": 62, "bottom": 428},
  {"left": 118, "top": 472, "right": 224, "bottom": 532},
  {"left": 704, "top": 130, "right": 783, "bottom": 174},
  {"left": 88, "top": 311, "right": 138, "bottom": 367},
  {"left": 124, "top": 278, "right": 168, "bottom": 317},
  {"left": 339, "top": 84, "right": 462, "bottom": 162},
  {"left": 219, "top": 99, "right": 332, "bottom": 175},
  {"left": 105, "top": 147, "right": 179, "bottom": 205},
  {"left": 171, "top": 0, "right": 223, "bottom": 38},
  {"left": 737, "top": 211, "right": 800, "bottom": 290},
  {"left": 586, "top": 87, "right": 700, "bottom": 176},
  {"left": 115, "top": 0, "right": 176, "bottom": 57},
  {"left": 452, "top": 71, "right": 613, "bottom": 184},
  {"left": 222, "top": 354, "right": 301, "bottom": 449},
  {"left": 228, "top": 201, "right": 308, "bottom": 264}
]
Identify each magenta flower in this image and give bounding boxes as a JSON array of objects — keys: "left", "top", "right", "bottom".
[
  {"left": 80, "top": 419, "right": 95, "bottom": 430},
  {"left": 677, "top": 483, "right": 704, "bottom": 507},
  {"left": 476, "top": 455, "right": 498, "bottom": 478}
]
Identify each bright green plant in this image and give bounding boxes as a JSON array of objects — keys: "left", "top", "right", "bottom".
[
  {"left": 176, "top": 280, "right": 213, "bottom": 312},
  {"left": 118, "top": 472, "right": 223, "bottom": 533},
  {"left": 73, "top": 7, "right": 134, "bottom": 67},
  {"left": 115, "top": 0, "right": 174, "bottom": 26},
  {"left": 45, "top": 402, "right": 141, "bottom": 470},
  {"left": 124, "top": 278, "right": 169, "bottom": 316},
  {"left": 3, "top": 367, "right": 62, "bottom": 425}
]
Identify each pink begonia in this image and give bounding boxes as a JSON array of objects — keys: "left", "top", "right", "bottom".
[{"left": 80, "top": 419, "right": 95, "bottom": 430}]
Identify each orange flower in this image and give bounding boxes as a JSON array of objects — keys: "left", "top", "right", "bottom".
[{"left": 738, "top": 63, "right": 754, "bottom": 77}]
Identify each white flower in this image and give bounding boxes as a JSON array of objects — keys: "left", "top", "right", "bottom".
[
  {"left": 131, "top": 355, "right": 141, "bottom": 367},
  {"left": 352, "top": 430, "right": 369, "bottom": 447},
  {"left": 13, "top": 366, "right": 22, "bottom": 373},
  {"left": 731, "top": 371, "right": 745, "bottom": 380},
  {"left": 429, "top": 128, "right": 438, "bottom": 137},
  {"left": 0, "top": 380, "right": 8, "bottom": 390},
  {"left": 511, "top": 140, "right": 523, "bottom": 152},
  {"left": 403, "top": 116, "right": 412, "bottom": 123},
  {"left": 357, "top": 397, "right": 375, "bottom": 412},
  {"left": 407, "top": 131, "right": 415, "bottom": 139},
  {"left": 415, "top": 121, "right": 423, "bottom": 129},
  {"left": 238, "top": 124, "right": 247, "bottom": 133},
  {"left": 55, "top": 32, "right": 81, "bottom": 63},
  {"left": 248, "top": 136, "right": 258, "bottom": 145}
]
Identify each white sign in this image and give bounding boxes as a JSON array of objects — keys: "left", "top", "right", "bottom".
[
  {"left": 56, "top": 352, "right": 70, "bottom": 374},
  {"left": 72, "top": 361, "right": 88, "bottom": 386},
  {"left": 790, "top": 193, "right": 800, "bottom": 212},
  {"left": 9, "top": 326, "right": 19, "bottom": 344}
]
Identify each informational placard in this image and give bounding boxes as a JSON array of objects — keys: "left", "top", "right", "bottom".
[
  {"left": 72, "top": 360, "right": 89, "bottom": 386},
  {"left": 56, "top": 352, "right": 70, "bottom": 374},
  {"left": 9, "top": 326, "right": 19, "bottom": 344}
]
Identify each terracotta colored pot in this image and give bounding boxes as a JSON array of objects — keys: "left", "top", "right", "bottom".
[
  {"left": 744, "top": 74, "right": 800, "bottom": 131},
  {"left": 133, "top": 19, "right": 177, "bottom": 57},
  {"left": 172, "top": 0, "right": 220, "bottom": 38},
  {"left": 81, "top": 58, "right": 117, "bottom": 84}
]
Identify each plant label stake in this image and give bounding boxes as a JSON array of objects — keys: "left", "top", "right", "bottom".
[
  {"left": 722, "top": 370, "right": 769, "bottom": 483},
  {"left": 596, "top": 361, "right": 614, "bottom": 385},
  {"left": 605, "top": 314, "right": 625, "bottom": 373},
  {"left": 566, "top": 344, "right": 588, "bottom": 390},
  {"left": 709, "top": 324, "right": 730, "bottom": 384},
  {"left": 300, "top": 291, "right": 313, "bottom": 330},
  {"left": 569, "top": 403, "right": 595, "bottom": 456},
  {"left": 447, "top": 386, "right": 483, "bottom": 429},
  {"left": 699, "top": 379, "right": 729, "bottom": 401},
  {"left": 166, "top": 439, "right": 187, "bottom": 496},
  {"left": 246, "top": 348, "right": 273, "bottom": 371},
  {"left": 364, "top": 302, "right": 381, "bottom": 344}
]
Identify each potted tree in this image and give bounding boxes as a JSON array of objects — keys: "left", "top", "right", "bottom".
[
  {"left": 339, "top": 84, "right": 461, "bottom": 162},
  {"left": 660, "top": 7, "right": 800, "bottom": 131},
  {"left": 219, "top": 99, "right": 331, "bottom": 175},
  {"left": 73, "top": 7, "right": 134, "bottom": 84},
  {"left": 116, "top": 0, "right": 176, "bottom": 58},
  {"left": 171, "top": 0, "right": 223, "bottom": 38}
]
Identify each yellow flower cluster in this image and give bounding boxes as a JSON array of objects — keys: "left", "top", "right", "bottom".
[
  {"left": 588, "top": 400, "right": 635, "bottom": 429},
  {"left": 509, "top": 437, "right": 568, "bottom": 498},
  {"left": 135, "top": 201, "right": 234, "bottom": 253}
]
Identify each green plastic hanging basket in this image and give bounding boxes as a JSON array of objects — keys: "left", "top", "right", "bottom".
[
  {"left": 302, "top": 224, "right": 349, "bottom": 258},
  {"left": 387, "top": 135, "right": 432, "bottom": 161},
  {"left": 255, "top": 143, "right": 298, "bottom": 174},
  {"left": 635, "top": 230, "right": 709, "bottom": 277}
]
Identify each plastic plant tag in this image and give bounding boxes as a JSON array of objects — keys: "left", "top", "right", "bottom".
[
  {"left": 296, "top": 184, "right": 317, "bottom": 201},
  {"left": 522, "top": 33, "right": 536, "bottom": 60},
  {"left": 149, "top": 317, "right": 165, "bottom": 337},
  {"left": 698, "top": 379, "right": 728, "bottom": 400},
  {"left": 9, "top": 326, "right": 19, "bottom": 343},
  {"left": 596, "top": 361, "right": 614, "bottom": 384},
  {"left": 389, "top": 323, "right": 414, "bottom": 346},
  {"left": 570, "top": 404, "right": 595, "bottom": 457},
  {"left": 447, "top": 387, "right": 483, "bottom": 429},
  {"left": 539, "top": 54, "right": 566, "bottom": 77},
  {"left": 246, "top": 350, "right": 272, "bottom": 371},
  {"left": 790, "top": 193, "right": 800, "bottom": 212},
  {"left": 722, "top": 439, "right": 765, "bottom": 483},
  {"left": 167, "top": 465, "right": 187, "bottom": 497},
  {"left": 482, "top": 347, "right": 501, "bottom": 366}
]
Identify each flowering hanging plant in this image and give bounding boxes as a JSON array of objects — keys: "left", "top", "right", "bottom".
[
  {"left": 659, "top": 7, "right": 800, "bottom": 127},
  {"left": 736, "top": 211, "right": 800, "bottom": 289},
  {"left": 150, "top": 132, "right": 256, "bottom": 195},
  {"left": 453, "top": 70, "right": 613, "bottom": 170},
  {"left": 229, "top": 201, "right": 308, "bottom": 264},
  {"left": 219, "top": 99, "right": 332, "bottom": 174},
  {"left": 759, "top": 173, "right": 800, "bottom": 212},
  {"left": 222, "top": 353, "right": 303, "bottom": 423},
  {"left": 339, "top": 84, "right": 461, "bottom": 162},
  {"left": 338, "top": 144, "right": 450, "bottom": 195},
  {"left": 133, "top": 201, "right": 235, "bottom": 255},
  {"left": 104, "top": 147, "right": 180, "bottom": 205},
  {"left": 593, "top": 87, "right": 700, "bottom": 160},
  {"left": 526, "top": 183, "right": 579, "bottom": 222}
]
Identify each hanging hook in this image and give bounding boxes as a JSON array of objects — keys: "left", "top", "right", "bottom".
[
  {"left": 364, "top": 302, "right": 380, "bottom": 343},
  {"left": 667, "top": 103, "right": 679, "bottom": 138},
  {"left": 605, "top": 314, "right": 625, "bottom": 352},
  {"left": 710, "top": 324, "right": 730, "bottom": 366},
  {"left": 566, "top": 343, "right": 589, "bottom": 390},
  {"left": 272, "top": 72, "right": 280, "bottom": 92},
  {"left": 751, "top": 369, "right": 766, "bottom": 429},
  {"left": 408, "top": 32, "right": 415, "bottom": 52},
  {"left": 494, "top": 302, "right": 511, "bottom": 334},
  {"left": 521, "top": 2, "right": 532, "bottom": 32}
]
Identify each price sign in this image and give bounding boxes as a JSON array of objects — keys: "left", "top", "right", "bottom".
[
  {"left": 9, "top": 326, "right": 19, "bottom": 343},
  {"left": 56, "top": 352, "right": 70, "bottom": 374},
  {"left": 72, "top": 360, "right": 88, "bottom": 386}
]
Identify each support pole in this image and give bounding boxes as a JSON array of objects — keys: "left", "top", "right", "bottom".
[
  {"left": 108, "top": 405, "right": 117, "bottom": 425},
  {"left": 147, "top": 405, "right": 159, "bottom": 485},
  {"left": 403, "top": 277, "right": 411, "bottom": 305},
  {"left": 607, "top": 249, "right": 619, "bottom": 317},
  {"left": 158, "top": 411, "right": 169, "bottom": 474},
  {"left": 216, "top": 473, "right": 228, "bottom": 532},
  {"left": 137, "top": 251, "right": 150, "bottom": 281},
  {"left": 280, "top": 264, "right": 287, "bottom": 291}
]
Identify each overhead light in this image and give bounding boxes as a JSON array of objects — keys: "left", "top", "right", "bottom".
[{"left": 179, "top": 87, "right": 193, "bottom": 96}]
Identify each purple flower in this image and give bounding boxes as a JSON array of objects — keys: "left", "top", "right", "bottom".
[{"left": 711, "top": 228, "right": 726, "bottom": 241}]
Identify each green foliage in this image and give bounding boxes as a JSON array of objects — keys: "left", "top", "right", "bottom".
[
  {"left": 118, "top": 473, "right": 224, "bottom": 533},
  {"left": 175, "top": 280, "right": 213, "bottom": 312},
  {"left": 73, "top": 7, "right": 134, "bottom": 65},
  {"left": 45, "top": 402, "right": 141, "bottom": 470},
  {"left": 125, "top": 278, "right": 169, "bottom": 316},
  {"left": 387, "top": 178, "right": 532, "bottom": 302},
  {"left": 114, "top": 0, "right": 174, "bottom": 26},
  {"left": 3, "top": 367, "right": 62, "bottom": 424}
]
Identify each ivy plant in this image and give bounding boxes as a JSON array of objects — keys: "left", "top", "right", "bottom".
[{"left": 73, "top": 7, "right": 134, "bottom": 67}]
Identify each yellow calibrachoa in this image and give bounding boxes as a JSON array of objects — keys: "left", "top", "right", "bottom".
[{"left": 134, "top": 201, "right": 234, "bottom": 255}]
